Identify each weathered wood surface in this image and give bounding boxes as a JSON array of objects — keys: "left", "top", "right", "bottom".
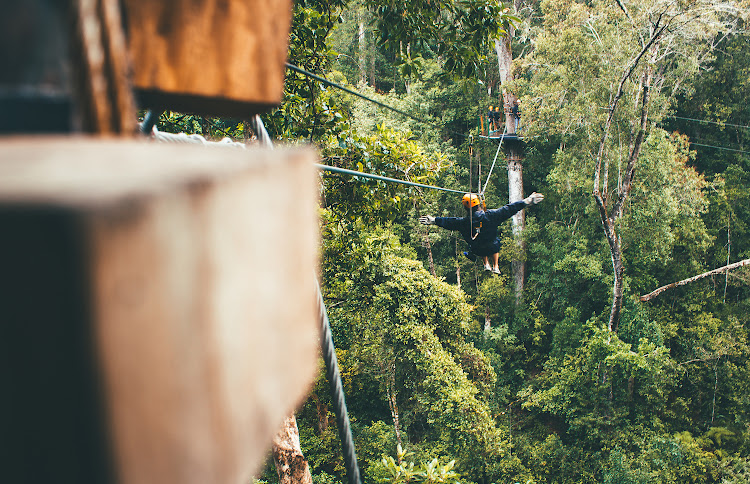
[
  {"left": 122, "top": 0, "right": 293, "bottom": 116},
  {"left": 0, "top": 137, "right": 319, "bottom": 484}
]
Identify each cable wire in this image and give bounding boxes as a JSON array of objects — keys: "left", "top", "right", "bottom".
[
  {"left": 248, "top": 114, "right": 363, "bottom": 484},
  {"left": 140, "top": 110, "right": 162, "bottom": 134},
  {"left": 286, "top": 63, "right": 477, "bottom": 142},
  {"left": 481, "top": 127, "right": 506, "bottom": 194},
  {"left": 689, "top": 141, "right": 750, "bottom": 154},
  {"left": 286, "top": 63, "right": 422, "bottom": 124},
  {"left": 665, "top": 115, "right": 750, "bottom": 131},
  {"left": 146, "top": 114, "right": 364, "bottom": 484},
  {"left": 317, "top": 281, "right": 363, "bottom": 484},
  {"left": 317, "top": 163, "right": 466, "bottom": 194}
]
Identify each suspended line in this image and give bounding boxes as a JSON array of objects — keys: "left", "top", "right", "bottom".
[
  {"left": 250, "top": 115, "right": 363, "bottom": 484},
  {"left": 316, "top": 163, "right": 466, "bottom": 194},
  {"left": 286, "top": 63, "right": 423, "bottom": 124},
  {"left": 665, "top": 115, "right": 750, "bottom": 131},
  {"left": 481, "top": 127, "right": 507, "bottom": 194},
  {"left": 286, "top": 63, "right": 479, "bottom": 142},
  {"left": 140, "top": 110, "right": 162, "bottom": 134},
  {"left": 317, "top": 282, "right": 363, "bottom": 484},
  {"left": 689, "top": 141, "right": 750, "bottom": 154}
]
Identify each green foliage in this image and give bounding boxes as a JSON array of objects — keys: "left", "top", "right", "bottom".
[
  {"left": 523, "top": 327, "right": 679, "bottom": 443},
  {"left": 365, "top": 0, "right": 517, "bottom": 79},
  {"left": 271, "top": 3, "right": 750, "bottom": 484},
  {"left": 320, "top": 124, "right": 449, "bottom": 223},
  {"left": 374, "top": 444, "right": 461, "bottom": 484}
]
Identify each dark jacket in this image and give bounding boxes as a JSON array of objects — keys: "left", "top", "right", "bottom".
[{"left": 434, "top": 200, "right": 526, "bottom": 256}]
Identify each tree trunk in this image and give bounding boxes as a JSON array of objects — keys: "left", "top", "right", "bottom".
[
  {"left": 608, "top": 230, "right": 624, "bottom": 332},
  {"left": 357, "top": 17, "right": 367, "bottom": 85},
  {"left": 592, "top": 26, "right": 664, "bottom": 332},
  {"left": 385, "top": 362, "right": 402, "bottom": 448},
  {"left": 311, "top": 393, "right": 329, "bottom": 434},
  {"left": 603, "top": 66, "right": 652, "bottom": 332},
  {"left": 424, "top": 233, "right": 436, "bottom": 277},
  {"left": 508, "top": 151, "right": 525, "bottom": 305},
  {"left": 495, "top": 6, "right": 525, "bottom": 303},
  {"left": 272, "top": 415, "right": 313, "bottom": 484}
]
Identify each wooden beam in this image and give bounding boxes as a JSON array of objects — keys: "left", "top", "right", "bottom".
[
  {"left": 70, "top": 0, "right": 137, "bottom": 133},
  {"left": 122, "top": 0, "right": 293, "bottom": 116},
  {"left": 0, "top": 137, "right": 319, "bottom": 484}
]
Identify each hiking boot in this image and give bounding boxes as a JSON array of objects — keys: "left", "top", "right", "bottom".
[
  {"left": 484, "top": 263, "right": 492, "bottom": 271},
  {"left": 492, "top": 267, "right": 501, "bottom": 275}
]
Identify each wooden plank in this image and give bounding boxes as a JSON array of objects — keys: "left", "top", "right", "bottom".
[
  {"left": 69, "top": 0, "right": 137, "bottom": 133},
  {"left": 122, "top": 0, "right": 293, "bottom": 116},
  {"left": 0, "top": 137, "right": 319, "bottom": 484}
]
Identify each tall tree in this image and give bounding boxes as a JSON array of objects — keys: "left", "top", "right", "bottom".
[
  {"left": 494, "top": 0, "right": 527, "bottom": 303},
  {"left": 523, "top": 0, "right": 748, "bottom": 331}
]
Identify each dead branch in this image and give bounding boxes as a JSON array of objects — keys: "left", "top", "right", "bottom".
[{"left": 640, "top": 259, "right": 750, "bottom": 301}]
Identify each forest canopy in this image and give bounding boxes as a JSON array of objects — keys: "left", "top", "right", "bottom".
[{"left": 156, "top": 0, "right": 750, "bottom": 482}]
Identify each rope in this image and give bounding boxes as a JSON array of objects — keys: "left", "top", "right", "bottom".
[
  {"left": 317, "top": 281, "right": 363, "bottom": 484},
  {"left": 149, "top": 126, "right": 246, "bottom": 148},
  {"left": 688, "top": 141, "right": 750, "bottom": 154},
  {"left": 249, "top": 114, "right": 274, "bottom": 149},
  {"left": 481, "top": 127, "right": 506, "bottom": 195},
  {"left": 469, "top": 135, "right": 479, "bottom": 240},
  {"left": 316, "top": 164, "right": 466, "bottom": 194}
]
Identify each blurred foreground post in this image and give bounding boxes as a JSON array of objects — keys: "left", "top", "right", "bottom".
[{"left": 0, "top": 137, "right": 319, "bottom": 484}]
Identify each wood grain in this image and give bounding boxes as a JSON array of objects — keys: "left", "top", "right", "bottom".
[
  {"left": 0, "top": 137, "right": 319, "bottom": 484},
  {"left": 123, "top": 0, "right": 293, "bottom": 116}
]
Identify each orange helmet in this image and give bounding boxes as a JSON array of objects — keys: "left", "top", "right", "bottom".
[{"left": 462, "top": 193, "right": 481, "bottom": 209}]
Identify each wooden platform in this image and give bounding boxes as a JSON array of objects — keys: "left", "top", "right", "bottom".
[
  {"left": 487, "top": 131, "right": 523, "bottom": 141},
  {"left": 123, "top": 0, "right": 293, "bottom": 116},
  {"left": 0, "top": 137, "right": 320, "bottom": 484}
]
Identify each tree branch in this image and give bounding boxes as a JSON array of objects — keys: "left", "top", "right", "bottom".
[
  {"left": 611, "top": 67, "right": 651, "bottom": 220},
  {"left": 593, "top": 22, "right": 666, "bottom": 197},
  {"left": 640, "top": 259, "right": 750, "bottom": 301}
]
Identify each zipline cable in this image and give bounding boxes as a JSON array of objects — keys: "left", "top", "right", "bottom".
[
  {"left": 316, "top": 163, "right": 466, "bottom": 194},
  {"left": 144, "top": 114, "right": 364, "bottom": 484},
  {"left": 317, "top": 281, "right": 363, "bottom": 484},
  {"left": 665, "top": 115, "right": 750, "bottom": 131},
  {"left": 688, "top": 141, "right": 750, "bottom": 154},
  {"left": 140, "top": 110, "right": 162, "bottom": 134},
  {"left": 469, "top": 135, "right": 477, "bottom": 239},
  {"left": 243, "top": 111, "right": 363, "bottom": 484},
  {"left": 481, "top": 126, "right": 507, "bottom": 195},
  {"left": 286, "top": 63, "right": 422, "bottom": 124},
  {"left": 286, "top": 63, "right": 479, "bottom": 142}
]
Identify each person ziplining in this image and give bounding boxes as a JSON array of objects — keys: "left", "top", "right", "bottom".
[{"left": 419, "top": 192, "right": 544, "bottom": 274}]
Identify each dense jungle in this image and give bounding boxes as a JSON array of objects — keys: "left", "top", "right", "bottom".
[{"left": 157, "top": 0, "right": 750, "bottom": 482}]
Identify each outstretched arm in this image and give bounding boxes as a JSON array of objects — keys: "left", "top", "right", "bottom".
[
  {"left": 524, "top": 192, "right": 544, "bottom": 206},
  {"left": 421, "top": 215, "right": 465, "bottom": 231},
  {"left": 486, "top": 192, "right": 544, "bottom": 223}
]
